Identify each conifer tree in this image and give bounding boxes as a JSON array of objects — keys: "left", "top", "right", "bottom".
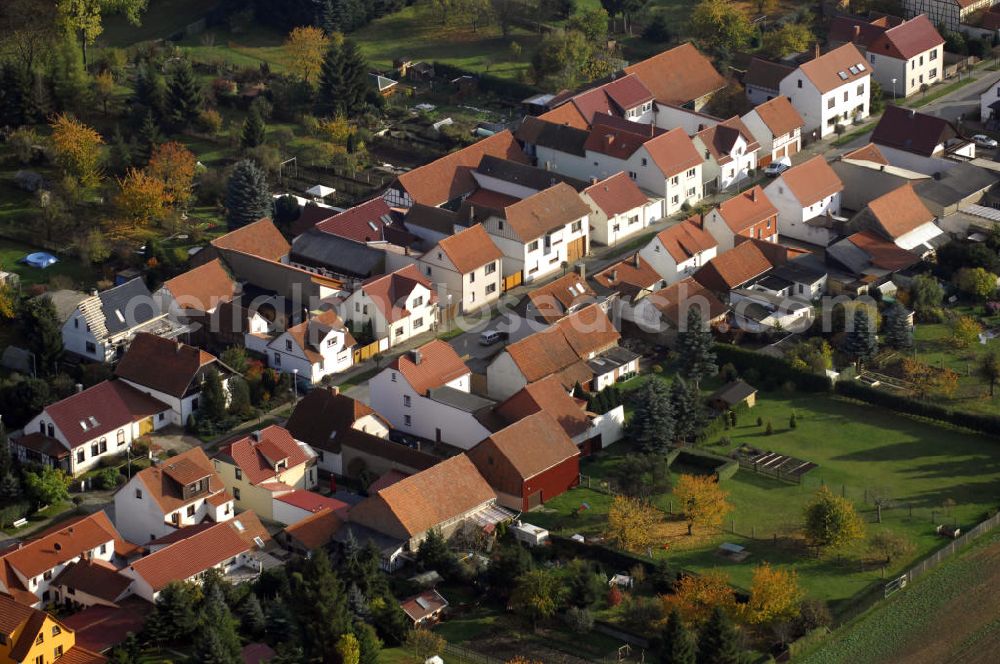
[
  {"left": 671, "top": 377, "right": 701, "bottom": 444},
  {"left": 338, "top": 40, "right": 370, "bottom": 113},
  {"left": 293, "top": 551, "right": 353, "bottom": 659},
  {"left": 661, "top": 609, "right": 696, "bottom": 664},
  {"left": 134, "top": 62, "right": 165, "bottom": 117},
  {"left": 224, "top": 159, "right": 272, "bottom": 229},
  {"left": 241, "top": 107, "right": 266, "bottom": 149},
  {"left": 0, "top": 423, "right": 20, "bottom": 503},
  {"left": 241, "top": 594, "right": 266, "bottom": 639},
  {"left": 882, "top": 302, "right": 912, "bottom": 350},
  {"left": 200, "top": 367, "right": 227, "bottom": 424},
  {"left": 0, "top": 63, "right": 30, "bottom": 127},
  {"left": 108, "top": 125, "right": 133, "bottom": 174},
  {"left": 165, "top": 59, "right": 202, "bottom": 129},
  {"left": 137, "top": 110, "right": 161, "bottom": 165},
  {"left": 354, "top": 621, "right": 382, "bottom": 664},
  {"left": 843, "top": 308, "right": 878, "bottom": 367},
  {"left": 678, "top": 307, "right": 717, "bottom": 386},
  {"left": 697, "top": 606, "right": 741, "bottom": 664},
  {"left": 628, "top": 379, "right": 674, "bottom": 453},
  {"left": 316, "top": 41, "right": 345, "bottom": 117}
]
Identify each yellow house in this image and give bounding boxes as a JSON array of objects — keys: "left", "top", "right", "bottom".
[
  {"left": 212, "top": 425, "right": 318, "bottom": 522},
  {"left": 0, "top": 592, "right": 106, "bottom": 664}
]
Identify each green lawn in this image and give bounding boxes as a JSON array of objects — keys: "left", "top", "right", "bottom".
[
  {"left": 101, "top": 0, "right": 224, "bottom": 46},
  {"left": 0, "top": 238, "right": 100, "bottom": 289},
  {"left": 532, "top": 390, "right": 1000, "bottom": 613}
]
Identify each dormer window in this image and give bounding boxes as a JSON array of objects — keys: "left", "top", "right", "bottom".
[{"left": 285, "top": 339, "right": 292, "bottom": 351}]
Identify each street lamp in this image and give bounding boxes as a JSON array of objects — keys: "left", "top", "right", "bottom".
[
  {"left": 291, "top": 369, "right": 299, "bottom": 406},
  {"left": 891, "top": 78, "right": 897, "bottom": 101}
]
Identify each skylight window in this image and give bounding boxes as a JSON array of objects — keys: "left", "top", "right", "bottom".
[
  {"left": 838, "top": 71, "right": 849, "bottom": 80},
  {"left": 857, "top": 63, "right": 866, "bottom": 71},
  {"left": 367, "top": 221, "right": 378, "bottom": 231},
  {"left": 849, "top": 65, "right": 859, "bottom": 74},
  {"left": 115, "top": 309, "right": 125, "bottom": 323},
  {"left": 253, "top": 536, "right": 265, "bottom": 548},
  {"left": 233, "top": 520, "right": 245, "bottom": 532}
]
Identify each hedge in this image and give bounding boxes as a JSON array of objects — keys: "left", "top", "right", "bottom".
[
  {"left": 0, "top": 500, "right": 31, "bottom": 529},
  {"left": 835, "top": 380, "right": 1000, "bottom": 437},
  {"left": 670, "top": 448, "right": 739, "bottom": 481},
  {"left": 714, "top": 344, "right": 832, "bottom": 393},
  {"left": 431, "top": 62, "right": 541, "bottom": 101},
  {"left": 549, "top": 534, "right": 660, "bottom": 575}
]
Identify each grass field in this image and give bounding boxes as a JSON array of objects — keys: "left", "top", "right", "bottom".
[
  {"left": 531, "top": 390, "right": 1000, "bottom": 612},
  {"left": 0, "top": 238, "right": 99, "bottom": 288},
  {"left": 910, "top": 319, "right": 1000, "bottom": 416},
  {"left": 799, "top": 530, "right": 1000, "bottom": 664}
]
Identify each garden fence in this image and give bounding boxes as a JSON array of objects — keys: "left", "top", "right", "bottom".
[
  {"left": 443, "top": 644, "right": 503, "bottom": 664},
  {"left": 892, "top": 509, "right": 1000, "bottom": 589}
]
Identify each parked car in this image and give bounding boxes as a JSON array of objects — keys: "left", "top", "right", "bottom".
[
  {"left": 388, "top": 430, "right": 420, "bottom": 449},
  {"left": 479, "top": 330, "right": 508, "bottom": 346},
  {"left": 763, "top": 157, "right": 792, "bottom": 177},
  {"left": 972, "top": 134, "right": 998, "bottom": 149}
]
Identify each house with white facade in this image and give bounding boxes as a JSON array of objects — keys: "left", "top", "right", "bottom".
[
  {"left": 343, "top": 264, "right": 438, "bottom": 346},
  {"left": 18, "top": 380, "right": 170, "bottom": 476},
  {"left": 516, "top": 116, "right": 704, "bottom": 216},
  {"left": 519, "top": 271, "right": 600, "bottom": 325},
  {"left": 592, "top": 253, "right": 667, "bottom": 324},
  {"left": 62, "top": 278, "right": 184, "bottom": 363},
  {"left": 870, "top": 105, "right": 975, "bottom": 174},
  {"left": 829, "top": 14, "right": 944, "bottom": 98},
  {"left": 639, "top": 219, "right": 718, "bottom": 285},
  {"left": 369, "top": 340, "right": 493, "bottom": 447},
  {"left": 692, "top": 117, "right": 760, "bottom": 191},
  {"left": 730, "top": 288, "right": 815, "bottom": 333},
  {"left": 902, "top": 0, "right": 991, "bottom": 32},
  {"left": 418, "top": 224, "right": 503, "bottom": 315},
  {"left": 113, "top": 446, "right": 234, "bottom": 545},
  {"left": 761, "top": 44, "right": 871, "bottom": 138},
  {"left": 981, "top": 74, "right": 1000, "bottom": 126},
  {"left": 579, "top": 172, "right": 661, "bottom": 246},
  {"left": 538, "top": 73, "right": 655, "bottom": 129},
  {"left": 740, "top": 96, "right": 804, "bottom": 166},
  {"left": 114, "top": 333, "right": 236, "bottom": 427},
  {"left": 478, "top": 183, "right": 590, "bottom": 283},
  {"left": 703, "top": 186, "right": 779, "bottom": 251},
  {"left": 252, "top": 309, "right": 355, "bottom": 385},
  {"left": 764, "top": 155, "right": 845, "bottom": 246},
  {"left": 285, "top": 386, "right": 391, "bottom": 475}
]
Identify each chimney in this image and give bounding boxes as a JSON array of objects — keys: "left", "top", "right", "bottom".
[
  {"left": 880, "top": 164, "right": 886, "bottom": 171},
  {"left": 605, "top": 134, "right": 614, "bottom": 146},
  {"left": 251, "top": 430, "right": 261, "bottom": 442},
  {"left": 853, "top": 25, "right": 861, "bottom": 41},
  {"left": 633, "top": 253, "right": 641, "bottom": 268},
  {"left": 814, "top": 43, "right": 821, "bottom": 60},
  {"left": 75, "top": 383, "right": 84, "bottom": 393},
  {"left": 411, "top": 349, "right": 422, "bottom": 365},
  {"left": 468, "top": 204, "right": 475, "bottom": 222},
  {"left": 328, "top": 385, "right": 340, "bottom": 396},
  {"left": 90, "top": 289, "right": 98, "bottom": 297},
  {"left": 176, "top": 341, "right": 183, "bottom": 353},
  {"left": 574, "top": 263, "right": 586, "bottom": 279},
  {"left": 590, "top": 177, "right": 599, "bottom": 185},
  {"left": 750, "top": 188, "right": 757, "bottom": 202},
  {"left": 609, "top": 269, "right": 618, "bottom": 282},
  {"left": 909, "top": 109, "right": 916, "bottom": 119}
]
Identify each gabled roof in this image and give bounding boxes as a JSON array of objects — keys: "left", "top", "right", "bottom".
[
  {"left": 126, "top": 446, "right": 227, "bottom": 515},
  {"left": 388, "top": 339, "right": 469, "bottom": 394},
  {"left": 394, "top": 130, "right": 529, "bottom": 206},
  {"left": 114, "top": 333, "right": 219, "bottom": 399},
  {"left": 624, "top": 43, "right": 726, "bottom": 105},
  {"left": 871, "top": 105, "right": 959, "bottom": 157},
  {"left": 843, "top": 142, "right": 889, "bottom": 165},
  {"left": 655, "top": 219, "right": 718, "bottom": 264},
  {"left": 52, "top": 559, "right": 132, "bottom": 603},
  {"left": 128, "top": 512, "right": 269, "bottom": 592},
  {"left": 694, "top": 240, "right": 776, "bottom": 291},
  {"left": 76, "top": 279, "right": 160, "bottom": 340},
  {"left": 648, "top": 277, "right": 729, "bottom": 327},
  {"left": 714, "top": 186, "right": 778, "bottom": 233},
  {"left": 275, "top": 309, "right": 355, "bottom": 363},
  {"left": 285, "top": 387, "right": 379, "bottom": 453},
  {"left": 314, "top": 197, "right": 416, "bottom": 246},
  {"left": 290, "top": 229, "right": 385, "bottom": 279},
  {"left": 538, "top": 102, "right": 589, "bottom": 129},
  {"left": 475, "top": 154, "right": 589, "bottom": 192},
  {"left": 643, "top": 127, "right": 704, "bottom": 177},
  {"left": 349, "top": 454, "right": 495, "bottom": 539},
  {"left": 274, "top": 490, "right": 350, "bottom": 516},
  {"left": 553, "top": 304, "right": 622, "bottom": 359},
  {"left": 433, "top": 224, "right": 502, "bottom": 274},
  {"left": 871, "top": 14, "right": 944, "bottom": 60},
  {"left": 524, "top": 272, "right": 596, "bottom": 323},
  {"left": 211, "top": 218, "right": 290, "bottom": 262},
  {"left": 162, "top": 258, "right": 238, "bottom": 313},
  {"left": 585, "top": 123, "right": 654, "bottom": 160},
  {"left": 583, "top": 171, "right": 649, "bottom": 218},
  {"left": 44, "top": 380, "right": 169, "bottom": 449},
  {"left": 493, "top": 375, "right": 590, "bottom": 439},
  {"left": 836, "top": 231, "right": 921, "bottom": 272},
  {"left": 593, "top": 254, "right": 663, "bottom": 301},
  {"left": 282, "top": 507, "right": 343, "bottom": 550},
  {"left": 828, "top": 15, "right": 901, "bottom": 48},
  {"left": 403, "top": 203, "right": 460, "bottom": 236},
  {"left": 499, "top": 183, "right": 591, "bottom": 242},
  {"left": 696, "top": 117, "right": 760, "bottom": 165},
  {"left": 797, "top": 43, "right": 870, "bottom": 94},
  {"left": 748, "top": 96, "right": 804, "bottom": 138},
  {"left": 515, "top": 116, "right": 590, "bottom": 157},
  {"left": 864, "top": 184, "right": 935, "bottom": 239},
  {"left": 469, "top": 411, "right": 579, "bottom": 492},
  {"left": 745, "top": 57, "right": 795, "bottom": 92},
  {"left": 401, "top": 589, "right": 449, "bottom": 623},
  {"left": 216, "top": 425, "right": 313, "bottom": 486},
  {"left": 0, "top": 594, "right": 99, "bottom": 663},
  {"left": 560, "top": 74, "right": 655, "bottom": 127},
  {"left": 360, "top": 264, "right": 435, "bottom": 323},
  {"left": 0, "top": 512, "right": 121, "bottom": 580},
  {"left": 773, "top": 155, "right": 843, "bottom": 206}
]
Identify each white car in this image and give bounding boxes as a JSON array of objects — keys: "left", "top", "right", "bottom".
[
  {"left": 763, "top": 157, "right": 792, "bottom": 177},
  {"left": 972, "top": 134, "right": 998, "bottom": 149}
]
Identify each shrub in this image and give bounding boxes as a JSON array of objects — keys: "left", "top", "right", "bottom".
[
  {"left": 836, "top": 380, "right": 1000, "bottom": 436},
  {"left": 756, "top": 416, "right": 764, "bottom": 427},
  {"left": 715, "top": 344, "right": 831, "bottom": 392},
  {"left": 94, "top": 467, "right": 123, "bottom": 490},
  {"left": 0, "top": 500, "right": 31, "bottom": 528},
  {"left": 652, "top": 364, "right": 664, "bottom": 374},
  {"left": 607, "top": 585, "right": 623, "bottom": 607},
  {"left": 563, "top": 606, "right": 594, "bottom": 633},
  {"left": 765, "top": 421, "right": 774, "bottom": 435}
]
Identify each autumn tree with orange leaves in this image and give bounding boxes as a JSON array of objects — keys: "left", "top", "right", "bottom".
[
  {"left": 742, "top": 563, "right": 802, "bottom": 625},
  {"left": 673, "top": 474, "right": 732, "bottom": 536},
  {"left": 106, "top": 168, "right": 168, "bottom": 243},
  {"left": 49, "top": 113, "right": 104, "bottom": 188},
  {"left": 661, "top": 570, "right": 736, "bottom": 625},
  {"left": 607, "top": 494, "right": 662, "bottom": 552},
  {"left": 146, "top": 141, "right": 197, "bottom": 210},
  {"left": 285, "top": 26, "right": 334, "bottom": 85}
]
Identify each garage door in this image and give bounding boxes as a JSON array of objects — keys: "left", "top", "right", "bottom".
[{"left": 566, "top": 237, "right": 586, "bottom": 263}]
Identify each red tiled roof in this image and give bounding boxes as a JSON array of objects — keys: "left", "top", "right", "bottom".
[
  {"left": 774, "top": 156, "right": 843, "bottom": 206},
  {"left": 14, "top": 433, "right": 70, "bottom": 460},
  {"left": 277, "top": 309, "right": 355, "bottom": 364},
  {"left": 524, "top": 273, "right": 596, "bottom": 323},
  {"left": 388, "top": 339, "right": 470, "bottom": 394},
  {"left": 468, "top": 411, "right": 579, "bottom": 494},
  {"left": 539, "top": 103, "right": 589, "bottom": 129},
  {"left": 871, "top": 105, "right": 958, "bottom": 158},
  {"left": 163, "top": 258, "right": 238, "bottom": 313},
  {"left": 501, "top": 183, "right": 591, "bottom": 242},
  {"left": 865, "top": 184, "right": 935, "bottom": 239},
  {"left": 656, "top": 219, "right": 718, "bottom": 264},
  {"left": 694, "top": 240, "right": 775, "bottom": 291},
  {"left": 847, "top": 231, "right": 922, "bottom": 271},
  {"left": 54, "top": 647, "right": 109, "bottom": 664},
  {"left": 126, "top": 446, "right": 227, "bottom": 516},
  {"left": 583, "top": 172, "right": 649, "bottom": 217},
  {"left": 644, "top": 127, "right": 704, "bottom": 177},
  {"left": 494, "top": 375, "right": 590, "bottom": 439},
  {"left": 115, "top": 333, "right": 218, "bottom": 399},
  {"left": 360, "top": 264, "right": 436, "bottom": 323},
  {"left": 367, "top": 469, "right": 410, "bottom": 494},
  {"left": 1, "top": 512, "right": 120, "bottom": 580},
  {"left": 745, "top": 57, "right": 795, "bottom": 92},
  {"left": 44, "top": 380, "right": 169, "bottom": 449},
  {"left": 465, "top": 188, "right": 521, "bottom": 211},
  {"left": 400, "top": 589, "right": 449, "bottom": 623},
  {"left": 128, "top": 512, "right": 269, "bottom": 592},
  {"left": 749, "top": 96, "right": 804, "bottom": 138},
  {"left": 274, "top": 490, "right": 350, "bottom": 517},
  {"left": 696, "top": 117, "right": 760, "bottom": 165},
  {"left": 557, "top": 74, "right": 654, "bottom": 128},
  {"left": 285, "top": 387, "right": 380, "bottom": 453},
  {"left": 211, "top": 218, "right": 290, "bottom": 262},
  {"left": 798, "top": 43, "right": 869, "bottom": 95},
  {"left": 282, "top": 508, "right": 343, "bottom": 550},
  {"left": 843, "top": 142, "right": 889, "bottom": 165},
  {"left": 585, "top": 123, "right": 649, "bottom": 160},
  {"left": 218, "top": 425, "right": 312, "bottom": 486},
  {"left": 61, "top": 597, "right": 152, "bottom": 654},
  {"left": 871, "top": 15, "right": 944, "bottom": 60},
  {"left": 435, "top": 224, "right": 502, "bottom": 274},
  {"left": 625, "top": 43, "right": 726, "bottom": 105},
  {"left": 52, "top": 559, "right": 132, "bottom": 603},
  {"left": 395, "top": 131, "right": 529, "bottom": 206},
  {"left": 714, "top": 186, "right": 778, "bottom": 233},
  {"left": 554, "top": 304, "right": 621, "bottom": 359},
  {"left": 593, "top": 254, "right": 663, "bottom": 301},
  {"left": 314, "top": 197, "right": 408, "bottom": 244},
  {"left": 243, "top": 643, "right": 278, "bottom": 664},
  {"left": 649, "top": 277, "right": 729, "bottom": 327}
]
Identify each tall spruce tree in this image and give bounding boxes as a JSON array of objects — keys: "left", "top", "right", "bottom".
[
  {"left": 137, "top": 110, "right": 162, "bottom": 165},
  {"left": 109, "top": 125, "right": 134, "bottom": 174},
  {"left": 338, "top": 40, "right": 370, "bottom": 113},
  {"left": 882, "top": 302, "right": 912, "bottom": 350},
  {"left": 0, "top": 63, "right": 30, "bottom": 127},
  {"left": 224, "top": 159, "right": 272, "bottom": 229},
  {"left": 165, "top": 59, "right": 203, "bottom": 129},
  {"left": 697, "top": 606, "right": 741, "bottom": 664},
  {"left": 678, "top": 306, "right": 717, "bottom": 386},
  {"left": 843, "top": 308, "right": 878, "bottom": 367},
  {"left": 200, "top": 368, "right": 227, "bottom": 424},
  {"left": 627, "top": 379, "right": 674, "bottom": 453},
  {"left": 18, "top": 296, "right": 63, "bottom": 375},
  {"left": 134, "top": 62, "right": 166, "bottom": 117},
  {"left": 354, "top": 621, "right": 382, "bottom": 664},
  {"left": 670, "top": 377, "right": 701, "bottom": 444},
  {"left": 194, "top": 583, "right": 241, "bottom": 664},
  {"left": 0, "top": 422, "right": 20, "bottom": 503},
  {"left": 316, "top": 42, "right": 345, "bottom": 116},
  {"left": 241, "top": 107, "right": 266, "bottom": 149},
  {"left": 293, "top": 551, "right": 352, "bottom": 659},
  {"left": 661, "top": 609, "right": 696, "bottom": 664}
]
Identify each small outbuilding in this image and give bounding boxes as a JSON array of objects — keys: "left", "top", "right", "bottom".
[
  {"left": 708, "top": 380, "right": 758, "bottom": 410},
  {"left": 400, "top": 589, "right": 449, "bottom": 626}
]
